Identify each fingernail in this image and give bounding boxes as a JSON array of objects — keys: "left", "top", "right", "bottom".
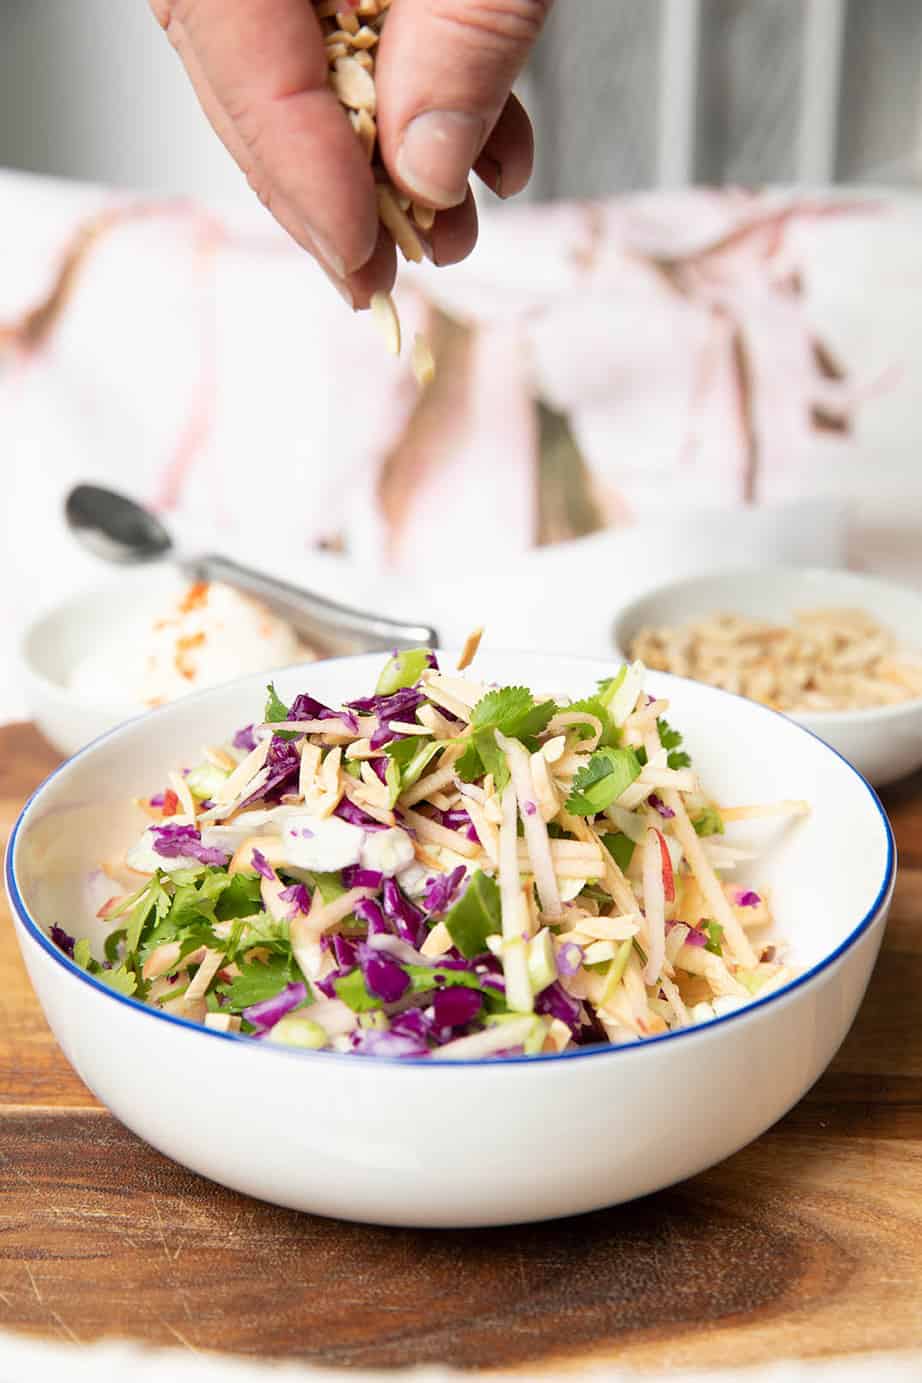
[
  {"left": 396, "top": 110, "right": 484, "bottom": 208},
  {"left": 308, "top": 230, "right": 347, "bottom": 279},
  {"left": 330, "top": 275, "right": 355, "bottom": 310}
]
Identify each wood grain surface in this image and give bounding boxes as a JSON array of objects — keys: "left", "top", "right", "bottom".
[{"left": 2, "top": 721, "right": 922, "bottom": 1371}]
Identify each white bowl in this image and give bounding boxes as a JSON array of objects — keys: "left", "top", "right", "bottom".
[
  {"left": 20, "top": 567, "right": 189, "bottom": 756},
  {"left": 612, "top": 567, "right": 922, "bottom": 788},
  {"left": 6, "top": 651, "right": 894, "bottom": 1228}
]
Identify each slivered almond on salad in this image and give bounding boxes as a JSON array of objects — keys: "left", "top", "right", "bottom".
[{"left": 52, "top": 650, "right": 805, "bottom": 1058}]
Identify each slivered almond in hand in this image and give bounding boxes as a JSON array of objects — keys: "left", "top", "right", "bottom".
[
  {"left": 412, "top": 203, "right": 436, "bottom": 231},
  {"left": 312, "top": 0, "right": 436, "bottom": 384},
  {"left": 330, "top": 56, "right": 376, "bottom": 113},
  {"left": 376, "top": 186, "right": 424, "bottom": 263},
  {"left": 349, "top": 108, "right": 378, "bottom": 161}
]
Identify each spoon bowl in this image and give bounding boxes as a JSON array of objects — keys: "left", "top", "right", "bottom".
[{"left": 66, "top": 484, "right": 174, "bottom": 564}]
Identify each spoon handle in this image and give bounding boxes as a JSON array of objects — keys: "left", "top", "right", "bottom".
[{"left": 190, "top": 554, "right": 438, "bottom": 655}]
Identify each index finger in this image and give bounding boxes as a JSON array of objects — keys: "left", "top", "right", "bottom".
[{"left": 156, "top": 0, "right": 380, "bottom": 275}]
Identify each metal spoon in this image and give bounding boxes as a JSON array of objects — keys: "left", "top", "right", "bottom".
[{"left": 65, "top": 484, "right": 439, "bottom": 655}]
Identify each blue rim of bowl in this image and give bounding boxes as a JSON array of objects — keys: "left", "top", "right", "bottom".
[{"left": 6, "top": 655, "right": 897, "bottom": 1069}]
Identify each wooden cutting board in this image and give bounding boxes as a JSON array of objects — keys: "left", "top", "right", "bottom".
[{"left": 2, "top": 721, "right": 921, "bottom": 1373}]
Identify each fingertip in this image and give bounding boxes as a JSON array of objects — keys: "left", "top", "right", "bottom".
[
  {"left": 429, "top": 187, "right": 479, "bottom": 268},
  {"left": 476, "top": 94, "right": 534, "bottom": 200},
  {"left": 346, "top": 224, "right": 399, "bottom": 310}
]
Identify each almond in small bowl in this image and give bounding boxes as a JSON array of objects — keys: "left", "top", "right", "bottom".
[{"left": 612, "top": 566, "right": 922, "bottom": 786}]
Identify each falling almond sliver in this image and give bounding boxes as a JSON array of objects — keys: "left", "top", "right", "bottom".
[
  {"left": 412, "top": 333, "right": 437, "bottom": 388},
  {"left": 371, "top": 291, "right": 401, "bottom": 357}
]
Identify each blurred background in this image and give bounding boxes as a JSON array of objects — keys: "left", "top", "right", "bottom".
[{"left": 1, "top": 0, "right": 921, "bottom": 197}]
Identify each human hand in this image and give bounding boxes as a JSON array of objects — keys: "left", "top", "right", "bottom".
[{"left": 150, "top": 0, "right": 551, "bottom": 307}]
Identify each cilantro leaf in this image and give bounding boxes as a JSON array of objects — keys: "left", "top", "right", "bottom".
[
  {"left": 104, "top": 929, "right": 125, "bottom": 965},
  {"left": 264, "top": 683, "right": 299, "bottom": 741},
  {"left": 692, "top": 805, "right": 725, "bottom": 838},
  {"left": 98, "top": 965, "right": 138, "bottom": 998},
  {"left": 470, "top": 687, "right": 534, "bottom": 733},
  {"left": 601, "top": 832, "right": 636, "bottom": 873},
  {"left": 512, "top": 700, "right": 557, "bottom": 742},
  {"left": 215, "top": 873, "right": 263, "bottom": 920},
  {"left": 455, "top": 735, "right": 492, "bottom": 785},
  {"left": 223, "top": 953, "right": 294, "bottom": 1010},
  {"left": 474, "top": 732, "right": 512, "bottom": 794},
  {"left": 178, "top": 924, "right": 224, "bottom": 964},
  {"left": 458, "top": 687, "right": 555, "bottom": 788},
  {"left": 565, "top": 747, "right": 642, "bottom": 816},
  {"left": 657, "top": 718, "right": 692, "bottom": 771},
  {"left": 125, "top": 877, "right": 171, "bottom": 955}
]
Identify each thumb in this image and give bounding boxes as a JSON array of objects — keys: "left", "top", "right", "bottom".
[{"left": 376, "top": 0, "right": 551, "bottom": 209}]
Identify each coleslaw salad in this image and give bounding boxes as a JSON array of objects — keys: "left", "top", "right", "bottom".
[{"left": 45, "top": 646, "right": 813, "bottom": 1060}]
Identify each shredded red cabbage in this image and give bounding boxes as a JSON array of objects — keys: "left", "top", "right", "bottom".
[
  {"left": 237, "top": 736, "right": 301, "bottom": 809},
  {"left": 353, "top": 897, "right": 392, "bottom": 937},
  {"left": 389, "top": 1008, "right": 434, "bottom": 1043},
  {"left": 314, "top": 967, "right": 352, "bottom": 999},
  {"left": 736, "top": 890, "right": 762, "bottom": 908},
  {"left": 535, "top": 980, "right": 582, "bottom": 1034},
  {"left": 243, "top": 981, "right": 307, "bottom": 1031},
  {"left": 382, "top": 877, "right": 426, "bottom": 947},
  {"left": 251, "top": 848, "right": 275, "bottom": 881},
  {"left": 648, "top": 793, "right": 676, "bottom": 820},
  {"left": 50, "top": 924, "right": 76, "bottom": 958},
  {"left": 346, "top": 687, "right": 424, "bottom": 718},
  {"left": 148, "top": 792, "right": 165, "bottom": 808},
  {"left": 683, "top": 926, "right": 708, "bottom": 947},
  {"left": 288, "top": 692, "right": 359, "bottom": 735},
  {"left": 232, "top": 724, "right": 258, "bottom": 752},
  {"left": 422, "top": 865, "right": 467, "bottom": 916},
  {"left": 349, "top": 1028, "right": 428, "bottom": 1058},
  {"left": 434, "top": 808, "right": 480, "bottom": 843},
  {"left": 358, "top": 943, "right": 410, "bottom": 1003},
  {"left": 150, "top": 823, "right": 228, "bottom": 867},
  {"left": 331, "top": 935, "right": 358, "bottom": 969},
  {"left": 347, "top": 687, "right": 424, "bottom": 751},
  {"left": 433, "top": 986, "right": 482, "bottom": 1028},
  {"left": 342, "top": 865, "right": 384, "bottom": 890},
  {"left": 557, "top": 942, "right": 584, "bottom": 977},
  {"left": 334, "top": 799, "right": 388, "bottom": 832},
  {"left": 278, "top": 882, "right": 312, "bottom": 917}
]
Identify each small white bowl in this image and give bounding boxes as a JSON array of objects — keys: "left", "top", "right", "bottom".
[
  {"left": 612, "top": 567, "right": 922, "bottom": 787},
  {"left": 19, "top": 567, "right": 188, "bottom": 755},
  {"left": 6, "top": 651, "right": 894, "bottom": 1227}
]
